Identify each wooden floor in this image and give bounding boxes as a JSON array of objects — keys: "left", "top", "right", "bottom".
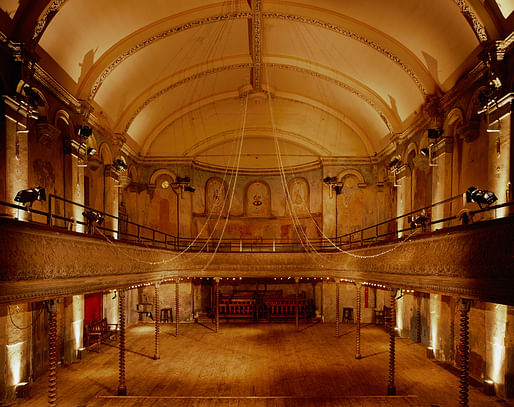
[{"left": 14, "top": 322, "right": 512, "bottom": 407}]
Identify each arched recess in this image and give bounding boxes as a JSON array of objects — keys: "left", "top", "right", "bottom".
[
  {"left": 147, "top": 169, "right": 179, "bottom": 236},
  {"left": 245, "top": 180, "right": 272, "bottom": 217},
  {"left": 287, "top": 177, "right": 310, "bottom": 216},
  {"left": 337, "top": 168, "right": 366, "bottom": 187},
  {"left": 98, "top": 142, "right": 113, "bottom": 165}
]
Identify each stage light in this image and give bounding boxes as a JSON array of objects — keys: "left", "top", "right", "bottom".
[
  {"left": 408, "top": 209, "right": 430, "bottom": 231},
  {"left": 420, "top": 148, "right": 429, "bottom": 157},
  {"left": 78, "top": 126, "right": 92, "bottom": 140},
  {"left": 388, "top": 157, "right": 400, "bottom": 169},
  {"left": 82, "top": 210, "right": 104, "bottom": 233},
  {"left": 87, "top": 147, "right": 97, "bottom": 158},
  {"left": 427, "top": 128, "right": 443, "bottom": 139},
  {"left": 14, "top": 186, "right": 46, "bottom": 207},
  {"left": 184, "top": 185, "right": 195, "bottom": 193},
  {"left": 466, "top": 186, "right": 497, "bottom": 209},
  {"left": 114, "top": 157, "right": 128, "bottom": 171}
]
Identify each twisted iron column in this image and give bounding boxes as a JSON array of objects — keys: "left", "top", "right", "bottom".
[
  {"left": 154, "top": 282, "right": 160, "bottom": 360},
  {"left": 355, "top": 283, "right": 362, "bottom": 359},
  {"left": 215, "top": 278, "right": 220, "bottom": 333},
  {"left": 387, "top": 289, "right": 397, "bottom": 395},
  {"left": 175, "top": 279, "right": 179, "bottom": 337},
  {"left": 416, "top": 295, "right": 422, "bottom": 343},
  {"left": 46, "top": 299, "right": 58, "bottom": 407},
  {"left": 458, "top": 298, "right": 472, "bottom": 406},
  {"left": 335, "top": 280, "right": 340, "bottom": 337},
  {"left": 117, "top": 288, "right": 127, "bottom": 396},
  {"left": 295, "top": 277, "right": 300, "bottom": 331}
]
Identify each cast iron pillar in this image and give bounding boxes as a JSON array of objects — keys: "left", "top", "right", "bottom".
[
  {"left": 46, "top": 299, "right": 58, "bottom": 406},
  {"left": 387, "top": 288, "right": 397, "bottom": 395},
  {"left": 458, "top": 298, "right": 472, "bottom": 406},
  {"left": 295, "top": 277, "right": 300, "bottom": 331},
  {"left": 215, "top": 278, "right": 220, "bottom": 333},
  {"left": 355, "top": 283, "right": 362, "bottom": 359},
  {"left": 117, "top": 288, "right": 127, "bottom": 396},
  {"left": 153, "top": 282, "right": 160, "bottom": 360},
  {"left": 335, "top": 280, "right": 340, "bottom": 337},
  {"left": 175, "top": 279, "right": 179, "bottom": 337}
]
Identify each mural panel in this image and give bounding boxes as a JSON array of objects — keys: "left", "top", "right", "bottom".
[
  {"left": 206, "top": 177, "right": 226, "bottom": 215},
  {"left": 246, "top": 181, "right": 271, "bottom": 217}
]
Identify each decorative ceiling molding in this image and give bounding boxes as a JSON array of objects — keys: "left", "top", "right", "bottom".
[
  {"left": 452, "top": 0, "right": 488, "bottom": 43},
  {"left": 251, "top": 0, "right": 263, "bottom": 90},
  {"left": 262, "top": 12, "right": 427, "bottom": 97},
  {"left": 265, "top": 63, "right": 395, "bottom": 133},
  {"left": 124, "top": 62, "right": 395, "bottom": 141},
  {"left": 33, "top": 63, "right": 81, "bottom": 112},
  {"left": 88, "top": 12, "right": 252, "bottom": 101},
  {"left": 32, "top": 0, "right": 67, "bottom": 41},
  {"left": 124, "top": 63, "right": 253, "bottom": 134}
]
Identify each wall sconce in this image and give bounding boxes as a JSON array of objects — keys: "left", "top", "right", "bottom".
[
  {"left": 14, "top": 186, "right": 46, "bottom": 207},
  {"left": 466, "top": 187, "right": 497, "bottom": 209},
  {"left": 323, "top": 176, "right": 343, "bottom": 198}
]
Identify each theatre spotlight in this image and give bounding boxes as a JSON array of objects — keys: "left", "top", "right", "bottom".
[
  {"left": 427, "top": 128, "right": 443, "bottom": 140},
  {"left": 184, "top": 185, "right": 195, "bottom": 193},
  {"left": 114, "top": 157, "right": 128, "bottom": 171},
  {"left": 177, "top": 176, "right": 191, "bottom": 184},
  {"left": 323, "top": 176, "right": 337, "bottom": 184},
  {"left": 14, "top": 186, "right": 46, "bottom": 207},
  {"left": 87, "top": 147, "right": 97, "bottom": 158},
  {"left": 420, "top": 148, "right": 429, "bottom": 157},
  {"left": 388, "top": 156, "right": 400, "bottom": 169},
  {"left": 22, "top": 85, "right": 44, "bottom": 107},
  {"left": 466, "top": 186, "right": 498, "bottom": 209},
  {"left": 78, "top": 126, "right": 92, "bottom": 140},
  {"left": 82, "top": 210, "right": 104, "bottom": 233},
  {"left": 408, "top": 209, "right": 430, "bottom": 231}
]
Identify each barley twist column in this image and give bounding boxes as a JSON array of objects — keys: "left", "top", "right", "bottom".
[
  {"left": 215, "top": 278, "right": 220, "bottom": 333},
  {"left": 387, "top": 288, "right": 397, "bottom": 395},
  {"left": 175, "top": 279, "right": 179, "bottom": 337},
  {"left": 458, "top": 298, "right": 472, "bottom": 407},
  {"left": 295, "top": 277, "right": 300, "bottom": 332},
  {"left": 153, "top": 282, "right": 160, "bottom": 360},
  {"left": 47, "top": 299, "right": 58, "bottom": 407},
  {"left": 335, "top": 280, "right": 340, "bottom": 337},
  {"left": 416, "top": 295, "right": 422, "bottom": 343},
  {"left": 355, "top": 283, "right": 362, "bottom": 359},
  {"left": 117, "top": 288, "right": 127, "bottom": 396}
]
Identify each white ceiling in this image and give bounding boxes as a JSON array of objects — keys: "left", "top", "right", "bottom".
[{"left": 6, "top": 0, "right": 508, "bottom": 168}]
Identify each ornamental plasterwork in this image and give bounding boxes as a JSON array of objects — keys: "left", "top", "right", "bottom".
[
  {"left": 89, "top": 12, "right": 252, "bottom": 100},
  {"left": 32, "top": 0, "right": 67, "bottom": 40},
  {"left": 252, "top": 0, "right": 263, "bottom": 89},
  {"left": 452, "top": 0, "right": 488, "bottom": 43},
  {"left": 123, "top": 63, "right": 252, "bottom": 134},
  {"left": 263, "top": 13, "right": 427, "bottom": 97}
]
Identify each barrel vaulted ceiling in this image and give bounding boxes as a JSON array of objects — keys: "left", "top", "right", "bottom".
[{"left": 1, "top": 0, "right": 512, "bottom": 169}]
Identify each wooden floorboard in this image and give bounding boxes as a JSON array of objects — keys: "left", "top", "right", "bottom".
[{"left": 13, "top": 323, "right": 513, "bottom": 407}]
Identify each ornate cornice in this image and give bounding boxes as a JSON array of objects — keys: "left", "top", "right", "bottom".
[
  {"left": 252, "top": 0, "right": 263, "bottom": 89},
  {"left": 32, "top": 0, "right": 67, "bottom": 41},
  {"left": 33, "top": 63, "right": 81, "bottom": 112},
  {"left": 89, "top": 12, "right": 252, "bottom": 100},
  {"left": 452, "top": 0, "right": 488, "bottom": 43},
  {"left": 262, "top": 12, "right": 427, "bottom": 96}
]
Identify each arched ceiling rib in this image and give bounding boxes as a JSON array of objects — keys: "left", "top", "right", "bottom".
[{"left": 20, "top": 0, "right": 506, "bottom": 167}]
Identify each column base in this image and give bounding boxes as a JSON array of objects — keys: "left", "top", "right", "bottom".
[
  {"left": 117, "top": 387, "right": 127, "bottom": 396},
  {"left": 387, "top": 385, "right": 396, "bottom": 395}
]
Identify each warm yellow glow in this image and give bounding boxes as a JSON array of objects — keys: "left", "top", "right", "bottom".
[
  {"left": 7, "top": 342, "right": 24, "bottom": 385},
  {"left": 491, "top": 304, "right": 507, "bottom": 383},
  {"left": 72, "top": 320, "right": 82, "bottom": 350},
  {"left": 430, "top": 294, "right": 441, "bottom": 353},
  {"left": 396, "top": 295, "right": 404, "bottom": 333}
]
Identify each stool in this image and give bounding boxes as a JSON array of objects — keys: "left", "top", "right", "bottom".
[
  {"left": 342, "top": 307, "right": 354, "bottom": 323},
  {"left": 160, "top": 308, "right": 173, "bottom": 323}
]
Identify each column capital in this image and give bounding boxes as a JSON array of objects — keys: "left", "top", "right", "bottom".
[{"left": 458, "top": 298, "right": 473, "bottom": 312}]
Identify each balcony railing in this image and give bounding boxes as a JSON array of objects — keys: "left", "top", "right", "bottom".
[{"left": 0, "top": 192, "right": 512, "bottom": 253}]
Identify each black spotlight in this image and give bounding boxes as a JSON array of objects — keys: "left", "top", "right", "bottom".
[
  {"left": 466, "top": 186, "right": 498, "bottom": 209},
  {"left": 334, "top": 185, "right": 343, "bottom": 195},
  {"left": 82, "top": 210, "right": 104, "bottom": 233},
  {"left": 78, "top": 126, "right": 92, "bottom": 140},
  {"left": 408, "top": 210, "right": 430, "bottom": 231},
  {"left": 14, "top": 186, "right": 46, "bottom": 207},
  {"left": 388, "top": 157, "right": 400, "bottom": 169},
  {"left": 420, "top": 148, "right": 429, "bottom": 157},
  {"left": 323, "top": 176, "right": 337, "bottom": 184},
  {"left": 184, "top": 185, "right": 195, "bottom": 193},
  {"left": 87, "top": 147, "right": 97, "bottom": 158},
  {"left": 177, "top": 176, "right": 191, "bottom": 184},
  {"left": 114, "top": 158, "right": 128, "bottom": 171},
  {"left": 427, "top": 128, "right": 443, "bottom": 139},
  {"left": 22, "top": 85, "right": 45, "bottom": 107}
]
